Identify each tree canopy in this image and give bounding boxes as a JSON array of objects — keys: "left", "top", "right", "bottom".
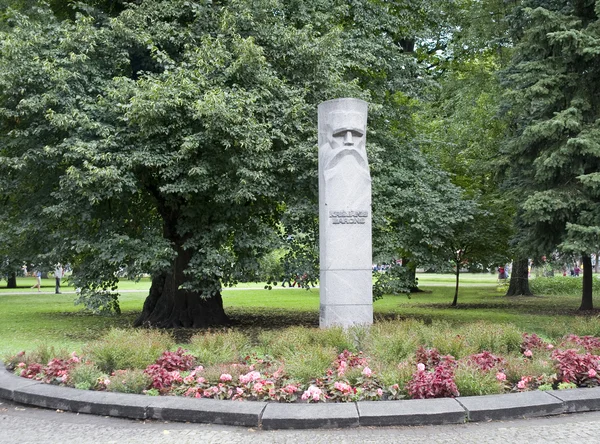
[{"left": 2, "top": 0, "right": 468, "bottom": 324}]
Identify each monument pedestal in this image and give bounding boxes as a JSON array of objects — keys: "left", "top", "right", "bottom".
[{"left": 318, "top": 98, "right": 373, "bottom": 328}]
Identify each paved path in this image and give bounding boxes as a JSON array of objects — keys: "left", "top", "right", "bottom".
[{"left": 1, "top": 398, "right": 598, "bottom": 444}]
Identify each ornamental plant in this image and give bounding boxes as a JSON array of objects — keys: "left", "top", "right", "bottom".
[
  {"left": 552, "top": 349, "right": 600, "bottom": 386},
  {"left": 561, "top": 334, "right": 600, "bottom": 354},
  {"left": 406, "top": 358, "right": 459, "bottom": 399}
]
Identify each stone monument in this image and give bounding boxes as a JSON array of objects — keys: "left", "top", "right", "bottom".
[{"left": 318, "top": 98, "right": 373, "bottom": 328}]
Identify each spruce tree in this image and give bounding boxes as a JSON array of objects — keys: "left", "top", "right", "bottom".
[{"left": 502, "top": 0, "right": 600, "bottom": 309}]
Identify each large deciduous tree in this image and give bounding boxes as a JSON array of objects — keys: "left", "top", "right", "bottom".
[
  {"left": 502, "top": 0, "right": 600, "bottom": 310},
  {"left": 0, "top": 0, "right": 428, "bottom": 326}
]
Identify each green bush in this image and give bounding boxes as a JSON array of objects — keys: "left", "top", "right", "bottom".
[
  {"left": 4, "top": 343, "right": 71, "bottom": 368},
  {"left": 68, "top": 362, "right": 105, "bottom": 390},
  {"left": 84, "top": 328, "right": 174, "bottom": 373},
  {"left": 372, "top": 360, "right": 413, "bottom": 396},
  {"left": 503, "top": 355, "right": 556, "bottom": 385},
  {"left": 454, "top": 363, "right": 505, "bottom": 396},
  {"left": 464, "top": 322, "right": 522, "bottom": 355},
  {"left": 530, "top": 276, "right": 600, "bottom": 296},
  {"left": 283, "top": 346, "right": 337, "bottom": 382},
  {"left": 188, "top": 330, "right": 252, "bottom": 366},
  {"left": 364, "top": 321, "right": 420, "bottom": 363},
  {"left": 106, "top": 369, "right": 152, "bottom": 394}
]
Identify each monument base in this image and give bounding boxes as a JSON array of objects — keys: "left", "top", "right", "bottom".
[{"left": 319, "top": 303, "right": 373, "bottom": 329}]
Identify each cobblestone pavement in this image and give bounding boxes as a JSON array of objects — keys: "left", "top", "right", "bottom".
[{"left": 1, "top": 399, "right": 599, "bottom": 444}]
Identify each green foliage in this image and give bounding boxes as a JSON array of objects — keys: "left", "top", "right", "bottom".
[
  {"left": 68, "top": 362, "right": 105, "bottom": 390},
  {"left": 84, "top": 328, "right": 174, "bottom": 373},
  {"left": 372, "top": 264, "right": 414, "bottom": 302},
  {"left": 257, "top": 326, "right": 355, "bottom": 356},
  {"left": 106, "top": 369, "right": 152, "bottom": 394},
  {"left": 530, "top": 276, "right": 600, "bottom": 296},
  {"left": 454, "top": 362, "right": 505, "bottom": 396},
  {"left": 503, "top": 355, "right": 556, "bottom": 385},
  {"left": 501, "top": 0, "right": 600, "bottom": 261},
  {"left": 188, "top": 330, "right": 251, "bottom": 366}
]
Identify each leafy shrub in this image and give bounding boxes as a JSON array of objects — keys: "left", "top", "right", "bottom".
[
  {"left": 4, "top": 344, "right": 71, "bottom": 370},
  {"left": 107, "top": 369, "right": 152, "bottom": 394},
  {"left": 68, "top": 362, "right": 105, "bottom": 390},
  {"left": 405, "top": 359, "right": 459, "bottom": 399},
  {"left": 560, "top": 334, "right": 600, "bottom": 354},
  {"left": 521, "top": 333, "right": 550, "bottom": 352},
  {"left": 467, "top": 322, "right": 522, "bottom": 355},
  {"left": 552, "top": 349, "right": 600, "bottom": 386},
  {"left": 465, "top": 351, "right": 505, "bottom": 372},
  {"left": 370, "top": 360, "right": 413, "bottom": 396},
  {"left": 202, "top": 363, "right": 252, "bottom": 384},
  {"left": 283, "top": 346, "right": 337, "bottom": 382},
  {"left": 454, "top": 362, "right": 505, "bottom": 396},
  {"left": 85, "top": 328, "right": 174, "bottom": 373},
  {"left": 364, "top": 321, "right": 420, "bottom": 363},
  {"left": 155, "top": 348, "right": 195, "bottom": 371},
  {"left": 188, "top": 330, "right": 251, "bottom": 366},
  {"left": 502, "top": 354, "right": 556, "bottom": 385},
  {"left": 530, "top": 276, "right": 600, "bottom": 296}
]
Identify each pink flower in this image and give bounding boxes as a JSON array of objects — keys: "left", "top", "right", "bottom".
[
  {"left": 589, "top": 369, "right": 597, "bottom": 378},
  {"left": 283, "top": 384, "right": 299, "bottom": 394},
  {"left": 183, "top": 375, "right": 195, "bottom": 384},
  {"left": 362, "top": 367, "right": 373, "bottom": 377},
  {"left": 196, "top": 376, "right": 206, "bottom": 384},
  {"left": 301, "top": 385, "right": 323, "bottom": 402},
  {"left": 391, "top": 383, "right": 399, "bottom": 390},
  {"left": 376, "top": 388, "right": 383, "bottom": 397},
  {"left": 17, "top": 362, "right": 26, "bottom": 368},
  {"left": 517, "top": 380, "right": 527, "bottom": 389},
  {"left": 239, "top": 371, "right": 261, "bottom": 384},
  {"left": 417, "top": 363, "right": 426, "bottom": 372},
  {"left": 334, "top": 381, "right": 352, "bottom": 393},
  {"left": 219, "top": 373, "right": 233, "bottom": 382},
  {"left": 547, "top": 344, "right": 554, "bottom": 350},
  {"left": 496, "top": 372, "right": 507, "bottom": 382},
  {"left": 337, "top": 360, "right": 348, "bottom": 377},
  {"left": 253, "top": 382, "right": 264, "bottom": 392},
  {"left": 523, "top": 349, "right": 533, "bottom": 357},
  {"left": 236, "top": 387, "right": 244, "bottom": 395}
]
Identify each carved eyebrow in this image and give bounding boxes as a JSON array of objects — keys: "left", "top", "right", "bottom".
[{"left": 332, "top": 127, "right": 364, "bottom": 137}]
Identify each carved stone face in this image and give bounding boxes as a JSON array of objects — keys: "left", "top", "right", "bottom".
[
  {"left": 322, "top": 111, "right": 368, "bottom": 173},
  {"left": 327, "top": 111, "right": 366, "bottom": 151}
]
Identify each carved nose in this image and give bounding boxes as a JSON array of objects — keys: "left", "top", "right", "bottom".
[{"left": 344, "top": 130, "right": 354, "bottom": 146}]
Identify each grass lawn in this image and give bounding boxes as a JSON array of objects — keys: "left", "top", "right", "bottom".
[{"left": 1, "top": 271, "right": 598, "bottom": 357}]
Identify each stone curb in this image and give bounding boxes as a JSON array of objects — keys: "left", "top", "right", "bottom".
[{"left": 3, "top": 361, "right": 600, "bottom": 429}]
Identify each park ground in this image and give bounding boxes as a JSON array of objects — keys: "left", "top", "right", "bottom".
[{"left": 0, "top": 272, "right": 595, "bottom": 357}]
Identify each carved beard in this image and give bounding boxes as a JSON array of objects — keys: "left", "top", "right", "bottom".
[{"left": 322, "top": 144, "right": 370, "bottom": 184}]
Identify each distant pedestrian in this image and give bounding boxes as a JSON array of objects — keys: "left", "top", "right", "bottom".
[
  {"left": 54, "top": 264, "right": 63, "bottom": 294},
  {"left": 574, "top": 265, "right": 581, "bottom": 277},
  {"left": 498, "top": 266, "right": 507, "bottom": 282},
  {"left": 31, "top": 270, "right": 41, "bottom": 292}
]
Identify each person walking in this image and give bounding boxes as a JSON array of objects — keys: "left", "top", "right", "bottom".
[
  {"left": 54, "top": 264, "right": 63, "bottom": 294},
  {"left": 31, "top": 270, "right": 41, "bottom": 292}
]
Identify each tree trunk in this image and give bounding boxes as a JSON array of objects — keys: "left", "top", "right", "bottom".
[
  {"left": 506, "top": 257, "right": 532, "bottom": 296},
  {"left": 7, "top": 272, "right": 17, "bottom": 288},
  {"left": 134, "top": 247, "right": 229, "bottom": 328},
  {"left": 402, "top": 257, "right": 422, "bottom": 293},
  {"left": 579, "top": 254, "right": 593, "bottom": 311},
  {"left": 451, "top": 260, "right": 460, "bottom": 307}
]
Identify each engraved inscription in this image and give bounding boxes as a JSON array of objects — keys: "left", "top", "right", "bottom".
[{"left": 329, "top": 210, "right": 369, "bottom": 225}]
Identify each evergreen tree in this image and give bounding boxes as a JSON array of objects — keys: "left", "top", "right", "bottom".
[{"left": 502, "top": 0, "right": 600, "bottom": 309}]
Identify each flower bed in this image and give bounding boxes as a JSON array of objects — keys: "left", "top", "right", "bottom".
[{"left": 5, "top": 331, "right": 600, "bottom": 402}]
